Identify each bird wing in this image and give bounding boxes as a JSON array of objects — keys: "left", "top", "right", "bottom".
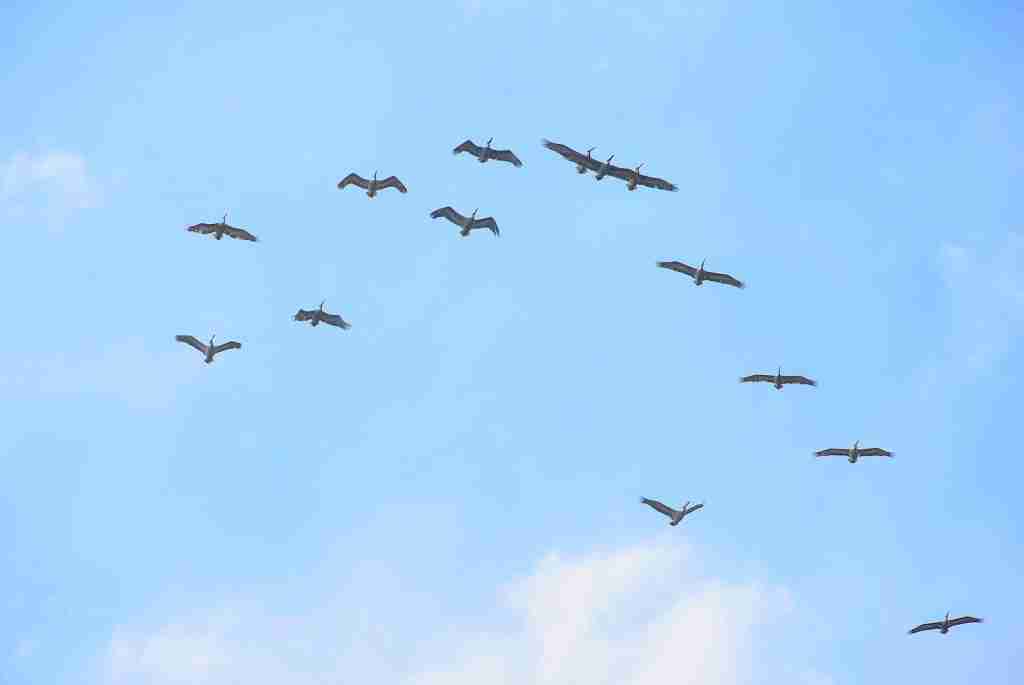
[
  {"left": 211, "top": 341, "right": 242, "bottom": 355},
  {"left": 908, "top": 621, "right": 943, "bottom": 634},
  {"left": 430, "top": 206, "right": 466, "bottom": 225},
  {"left": 175, "top": 335, "right": 207, "bottom": 354},
  {"left": 640, "top": 497, "right": 679, "bottom": 519},
  {"left": 603, "top": 163, "right": 635, "bottom": 180},
  {"left": 452, "top": 139, "right": 483, "bottom": 157},
  {"left": 491, "top": 149, "right": 523, "bottom": 167},
  {"left": 186, "top": 222, "right": 219, "bottom": 234},
  {"left": 684, "top": 502, "right": 704, "bottom": 515},
  {"left": 815, "top": 448, "right": 847, "bottom": 457},
  {"left": 948, "top": 616, "right": 983, "bottom": 627},
  {"left": 337, "top": 173, "right": 369, "bottom": 189},
  {"left": 541, "top": 139, "right": 599, "bottom": 169},
  {"left": 858, "top": 448, "right": 893, "bottom": 457},
  {"left": 780, "top": 375, "right": 817, "bottom": 386},
  {"left": 221, "top": 225, "right": 259, "bottom": 242},
  {"left": 294, "top": 309, "right": 317, "bottom": 322},
  {"left": 740, "top": 374, "right": 774, "bottom": 383},
  {"left": 379, "top": 176, "right": 407, "bottom": 193},
  {"left": 656, "top": 261, "right": 698, "bottom": 277},
  {"left": 637, "top": 172, "right": 678, "bottom": 191},
  {"left": 472, "top": 216, "right": 500, "bottom": 236},
  {"left": 702, "top": 270, "right": 745, "bottom": 289},
  {"left": 320, "top": 313, "right": 351, "bottom": 330}
]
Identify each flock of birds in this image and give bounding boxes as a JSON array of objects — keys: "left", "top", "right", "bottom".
[{"left": 175, "top": 137, "right": 983, "bottom": 639}]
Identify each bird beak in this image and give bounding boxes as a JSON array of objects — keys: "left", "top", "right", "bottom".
[{"left": 487, "top": 138, "right": 493, "bottom": 145}]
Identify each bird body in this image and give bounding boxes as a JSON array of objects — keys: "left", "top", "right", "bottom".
[
  {"left": 594, "top": 154, "right": 616, "bottom": 180},
  {"left": 815, "top": 441, "right": 893, "bottom": 463},
  {"left": 453, "top": 138, "right": 522, "bottom": 167},
  {"left": 740, "top": 367, "right": 817, "bottom": 390},
  {"left": 186, "top": 213, "right": 259, "bottom": 242},
  {"left": 430, "top": 206, "right": 499, "bottom": 237},
  {"left": 657, "top": 260, "right": 744, "bottom": 289},
  {"left": 294, "top": 300, "right": 351, "bottom": 330},
  {"left": 908, "top": 612, "right": 983, "bottom": 635},
  {"left": 337, "top": 171, "right": 407, "bottom": 197},
  {"left": 175, "top": 334, "right": 242, "bottom": 364},
  {"left": 640, "top": 498, "right": 704, "bottom": 526}
]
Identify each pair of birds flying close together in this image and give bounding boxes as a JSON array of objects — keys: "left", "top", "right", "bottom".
[{"left": 542, "top": 139, "right": 678, "bottom": 191}]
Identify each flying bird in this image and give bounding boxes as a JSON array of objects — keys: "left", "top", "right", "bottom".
[
  {"left": 175, "top": 334, "right": 242, "bottom": 364},
  {"left": 337, "top": 171, "right": 407, "bottom": 197},
  {"left": 640, "top": 498, "right": 704, "bottom": 526},
  {"left": 186, "top": 213, "right": 258, "bottom": 242},
  {"left": 541, "top": 139, "right": 600, "bottom": 174},
  {"left": 657, "top": 260, "right": 744, "bottom": 289},
  {"left": 294, "top": 301, "right": 351, "bottom": 330},
  {"left": 608, "top": 163, "right": 678, "bottom": 191},
  {"left": 740, "top": 367, "right": 817, "bottom": 390},
  {"left": 430, "top": 206, "right": 499, "bottom": 237},
  {"left": 815, "top": 441, "right": 892, "bottom": 464},
  {"left": 908, "top": 613, "right": 983, "bottom": 635},
  {"left": 453, "top": 138, "right": 522, "bottom": 167}
]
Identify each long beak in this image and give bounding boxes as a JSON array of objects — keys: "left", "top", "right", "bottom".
[{"left": 487, "top": 137, "right": 493, "bottom": 145}]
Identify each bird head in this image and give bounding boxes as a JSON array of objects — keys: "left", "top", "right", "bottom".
[
  {"left": 945, "top": 612, "right": 950, "bottom": 621},
  {"left": 471, "top": 208, "right": 478, "bottom": 219},
  {"left": 486, "top": 137, "right": 493, "bottom": 147},
  {"left": 319, "top": 300, "right": 325, "bottom": 312},
  {"left": 634, "top": 163, "right": 644, "bottom": 175},
  {"left": 222, "top": 213, "right": 228, "bottom": 225},
  {"left": 683, "top": 500, "right": 690, "bottom": 512},
  {"left": 854, "top": 440, "right": 860, "bottom": 450},
  {"left": 699, "top": 259, "right": 705, "bottom": 272},
  {"left": 586, "top": 147, "right": 595, "bottom": 157},
  {"left": 606, "top": 154, "right": 615, "bottom": 163},
  {"left": 210, "top": 334, "right": 216, "bottom": 346},
  {"left": 373, "top": 171, "right": 377, "bottom": 181}
]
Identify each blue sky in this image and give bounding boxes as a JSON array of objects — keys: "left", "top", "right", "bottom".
[{"left": 2, "top": 1, "right": 1022, "bottom": 682}]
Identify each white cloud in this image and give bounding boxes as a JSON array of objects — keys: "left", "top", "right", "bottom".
[
  {"left": 99, "top": 539, "right": 809, "bottom": 685},
  {"left": 0, "top": 150, "right": 100, "bottom": 223}
]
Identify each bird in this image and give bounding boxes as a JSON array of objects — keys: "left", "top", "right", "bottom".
[
  {"left": 175, "top": 334, "right": 242, "bottom": 364},
  {"left": 541, "top": 139, "right": 600, "bottom": 174},
  {"left": 607, "top": 163, "right": 678, "bottom": 191},
  {"left": 815, "top": 441, "right": 893, "bottom": 464},
  {"left": 640, "top": 498, "right": 704, "bottom": 526},
  {"left": 740, "top": 367, "right": 817, "bottom": 389},
  {"left": 908, "top": 612, "right": 983, "bottom": 635},
  {"left": 337, "top": 171, "right": 407, "bottom": 197},
  {"left": 657, "top": 260, "right": 745, "bottom": 288},
  {"left": 429, "top": 207, "right": 499, "bottom": 237},
  {"left": 453, "top": 138, "right": 522, "bottom": 167},
  {"left": 186, "top": 213, "right": 259, "bottom": 242},
  {"left": 293, "top": 300, "right": 351, "bottom": 330}
]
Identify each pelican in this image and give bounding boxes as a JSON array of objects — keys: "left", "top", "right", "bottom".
[
  {"left": 815, "top": 441, "right": 892, "bottom": 463},
  {"left": 293, "top": 300, "right": 351, "bottom": 330},
  {"left": 608, "top": 163, "right": 678, "bottom": 192},
  {"left": 541, "top": 139, "right": 600, "bottom": 174},
  {"left": 175, "top": 334, "right": 242, "bottom": 364},
  {"left": 908, "top": 613, "right": 983, "bottom": 635},
  {"left": 429, "top": 206, "right": 499, "bottom": 237},
  {"left": 453, "top": 138, "right": 522, "bottom": 167},
  {"left": 640, "top": 498, "right": 704, "bottom": 526},
  {"left": 337, "top": 171, "right": 407, "bottom": 197},
  {"left": 657, "top": 260, "right": 744, "bottom": 289},
  {"left": 593, "top": 153, "right": 616, "bottom": 180},
  {"left": 186, "top": 213, "right": 259, "bottom": 242},
  {"left": 740, "top": 367, "right": 817, "bottom": 389}
]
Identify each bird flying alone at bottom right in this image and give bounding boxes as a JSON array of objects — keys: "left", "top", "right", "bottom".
[
  {"left": 430, "top": 206, "right": 499, "bottom": 237},
  {"left": 657, "top": 260, "right": 744, "bottom": 289},
  {"left": 815, "top": 441, "right": 892, "bottom": 464},
  {"left": 908, "top": 612, "right": 983, "bottom": 635},
  {"left": 294, "top": 301, "right": 351, "bottom": 330},
  {"left": 740, "top": 367, "right": 817, "bottom": 390}
]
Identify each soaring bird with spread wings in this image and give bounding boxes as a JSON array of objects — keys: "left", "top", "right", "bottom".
[
  {"left": 175, "top": 334, "right": 242, "bottom": 364},
  {"left": 640, "top": 498, "right": 704, "bottom": 526},
  {"left": 607, "top": 163, "right": 678, "bottom": 192},
  {"left": 453, "top": 138, "right": 522, "bottom": 167},
  {"left": 186, "top": 213, "right": 259, "bottom": 242},
  {"left": 430, "top": 206, "right": 499, "bottom": 237},
  {"left": 740, "top": 367, "right": 817, "bottom": 390},
  {"left": 908, "top": 612, "right": 983, "bottom": 635},
  {"left": 337, "top": 171, "right": 407, "bottom": 198},
  {"left": 657, "top": 259, "right": 745, "bottom": 289},
  {"left": 815, "top": 441, "right": 892, "bottom": 464},
  {"left": 293, "top": 301, "right": 351, "bottom": 330}
]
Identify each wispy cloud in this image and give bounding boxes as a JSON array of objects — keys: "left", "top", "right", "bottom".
[
  {"left": 100, "top": 539, "right": 808, "bottom": 685},
  {"left": 0, "top": 150, "right": 101, "bottom": 224}
]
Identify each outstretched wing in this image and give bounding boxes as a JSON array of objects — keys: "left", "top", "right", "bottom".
[
  {"left": 453, "top": 140, "right": 483, "bottom": 157},
  {"left": 780, "top": 375, "right": 817, "bottom": 386},
  {"left": 337, "top": 173, "right": 369, "bottom": 190},
  {"left": 320, "top": 313, "right": 351, "bottom": 330},
  {"left": 637, "top": 172, "right": 678, "bottom": 191},
  {"left": 740, "top": 374, "right": 774, "bottom": 383},
  {"left": 640, "top": 497, "right": 679, "bottom": 519},
  {"left": 815, "top": 448, "right": 847, "bottom": 457},
  {"left": 858, "top": 448, "right": 893, "bottom": 458},
  {"left": 222, "top": 224, "right": 259, "bottom": 242},
  {"left": 908, "top": 621, "right": 943, "bottom": 634},
  {"left": 541, "top": 139, "right": 598, "bottom": 170},
  {"left": 492, "top": 149, "right": 523, "bottom": 167},
  {"left": 430, "top": 206, "right": 466, "bottom": 225},
  {"left": 948, "top": 616, "right": 983, "bottom": 628},
  {"left": 175, "top": 335, "right": 207, "bottom": 354},
  {"left": 211, "top": 341, "right": 242, "bottom": 355},
  {"left": 186, "top": 222, "right": 219, "bottom": 235},
  {"left": 379, "top": 176, "right": 407, "bottom": 193},
  {"left": 472, "top": 216, "right": 500, "bottom": 236},
  {"left": 657, "top": 261, "right": 697, "bottom": 277},
  {"left": 703, "top": 270, "right": 745, "bottom": 289},
  {"left": 294, "top": 309, "right": 317, "bottom": 322},
  {"left": 684, "top": 502, "right": 704, "bottom": 515}
]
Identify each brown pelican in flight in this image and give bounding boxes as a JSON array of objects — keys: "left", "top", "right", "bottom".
[
  {"left": 657, "top": 260, "right": 745, "bottom": 289},
  {"left": 542, "top": 139, "right": 600, "bottom": 175},
  {"left": 293, "top": 301, "right": 351, "bottom": 330},
  {"left": 175, "top": 334, "right": 242, "bottom": 364},
  {"left": 740, "top": 367, "right": 817, "bottom": 389},
  {"left": 815, "top": 441, "right": 892, "bottom": 463},
  {"left": 453, "top": 138, "right": 522, "bottom": 167},
  {"left": 908, "top": 613, "right": 983, "bottom": 635},
  {"left": 430, "top": 206, "right": 499, "bottom": 237},
  {"left": 640, "top": 498, "right": 704, "bottom": 526},
  {"left": 608, "top": 163, "right": 678, "bottom": 192},
  {"left": 337, "top": 171, "right": 407, "bottom": 197},
  {"left": 186, "top": 213, "right": 258, "bottom": 242}
]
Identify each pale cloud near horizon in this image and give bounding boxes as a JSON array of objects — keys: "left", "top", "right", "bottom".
[
  {"left": 0, "top": 150, "right": 101, "bottom": 223},
  {"left": 99, "top": 539, "right": 818, "bottom": 685}
]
